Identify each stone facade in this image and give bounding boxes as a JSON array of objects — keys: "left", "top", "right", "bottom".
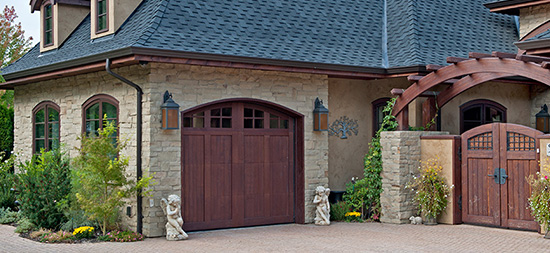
[
  {"left": 14, "top": 62, "right": 329, "bottom": 237},
  {"left": 519, "top": 3, "right": 550, "bottom": 38},
  {"left": 379, "top": 131, "right": 448, "bottom": 224}
]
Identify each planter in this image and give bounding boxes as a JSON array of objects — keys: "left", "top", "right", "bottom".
[
  {"left": 545, "top": 231, "right": 550, "bottom": 239},
  {"left": 423, "top": 216, "right": 437, "bottom": 225}
]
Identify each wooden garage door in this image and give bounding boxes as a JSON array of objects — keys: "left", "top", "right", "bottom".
[
  {"left": 181, "top": 101, "right": 295, "bottom": 231},
  {"left": 461, "top": 123, "right": 540, "bottom": 231}
]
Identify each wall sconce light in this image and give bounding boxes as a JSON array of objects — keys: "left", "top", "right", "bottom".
[
  {"left": 313, "top": 97, "right": 329, "bottom": 131},
  {"left": 536, "top": 104, "right": 550, "bottom": 134},
  {"left": 161, "top": 91, "right": 180, "bottom": 130}
]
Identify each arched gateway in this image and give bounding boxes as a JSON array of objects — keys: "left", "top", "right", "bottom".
[{"left": 180, "top": 98, "right": 304, "bottom": 231}]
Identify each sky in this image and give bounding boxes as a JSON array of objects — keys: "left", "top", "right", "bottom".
[{"left": 1, "top": 0, "right": 40, "bottom": 45}]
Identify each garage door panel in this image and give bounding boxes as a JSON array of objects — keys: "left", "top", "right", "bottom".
[
  {"left": 270, "top": 136, "right": 291, "bottom": 217},
  {"left": 183, "top": 135, "right": 205, "bottom": 223},
  {"left": 209, "top": 135, "right": 233, "bottom": 222}
]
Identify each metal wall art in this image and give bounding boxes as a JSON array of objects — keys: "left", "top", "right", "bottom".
[{"left": 329, "top": 116, "right": 358, "bottom": 139}]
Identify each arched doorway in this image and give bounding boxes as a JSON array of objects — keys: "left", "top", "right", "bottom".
[{"left": 181, "top": 98, "right": 304, "bottom": 231}]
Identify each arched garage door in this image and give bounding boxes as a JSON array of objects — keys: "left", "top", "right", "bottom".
[{"left": 181, "top": 99, "right": 302, "bottom": 231}]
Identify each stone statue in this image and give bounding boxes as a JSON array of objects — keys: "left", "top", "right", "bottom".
[
  {"left": 313, "top": 186, "right": 331, "bottom": 225},
  {"left": 409, "top": 216, "right": 423, "bottom": 225},
  {"left": 161, "top": 195, "right": 188, "bottom": 240}
]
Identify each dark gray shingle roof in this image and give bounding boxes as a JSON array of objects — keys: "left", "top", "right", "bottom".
[{"left": 2, "top": 0, "right": 518, "bottom": 80}]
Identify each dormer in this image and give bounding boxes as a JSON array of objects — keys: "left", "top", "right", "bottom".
[
  {"left": 31, "top": 0, "right": 90, "bottom": 53},
  {"left": 486, "top": 0, "right": 550, "bottom": 55},
  {"left": 90, "top": 0, "right": 144, "bottom": 39}
]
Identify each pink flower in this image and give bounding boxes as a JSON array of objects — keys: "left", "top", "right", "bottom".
[{"left": 546, "top": 176, "right": 548, "bottom": 180}]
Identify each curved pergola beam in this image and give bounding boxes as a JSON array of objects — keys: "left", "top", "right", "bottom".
[
  {"left": 392, "top": 58, "right": 550, "bottom": 116},
  {"left": 436, "top": 72, "right": 515, "bottom": 108}
]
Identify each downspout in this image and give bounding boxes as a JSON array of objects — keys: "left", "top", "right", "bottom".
[{"left": 105, "top": 58, "right": 144, "bottom": 234}]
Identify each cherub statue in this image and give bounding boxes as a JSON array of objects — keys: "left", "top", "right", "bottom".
[
  {"left": 160, "top": 195, "right": 188, "bottom": 240},
  {"left": 313, "top": 186, "right": 331, "bottom": 225}
]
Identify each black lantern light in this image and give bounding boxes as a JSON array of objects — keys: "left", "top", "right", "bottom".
[
  {"left": 536, "top": 104, "right": 550, "bottom": 134},
  {"left": 161, "top": 91, "right": 180, "bottom": 130},
  {"left": 313, "top": 97, "right": 329, "bottom": 131}
]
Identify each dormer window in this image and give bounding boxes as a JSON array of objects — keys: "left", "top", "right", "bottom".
[
  {"left": 96, "top": 0, "right": 108, "bottom": 33},
  {"left": 43, "top": 4, "right": 53, "bottom": 46}
]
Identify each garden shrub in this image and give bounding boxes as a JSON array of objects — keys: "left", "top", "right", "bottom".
[
  {"left": 0, "top": 102, "right": 14, "bottom": 160},
  {"left": 29, "top": 228, "right": 51, "bottom": 239},
  {"left": 0, "top": 154, "right": 15, "bottom": 210},
  {"left": 98, "top": 230, "right": 144, "bottom": 242},
  {"left": 39, "top": 230, "right": 74, "bottom": 243},
  {"left": 72, "top": 121, "right": 153, "bottom": 235},
  {"left": 14, "top": 216, "right": 35, "bottom": 233},
  {"left": 0, "top": 206, "right": 18, "bottom": 224},
  {"left": 60, "top": 210, "right": 98, "bottom": 232},
  {"left": 330, "top": 201, "right": 349, "bottom": 221},
  {"left": 17, "top": 149, "right": 71, "bottom": 230}
]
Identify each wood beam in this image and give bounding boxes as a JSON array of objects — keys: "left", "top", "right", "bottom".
[
  {"left": 542, "top": 62, "right": 550, "bottom": 69},
  {"left": 408, "top": 75, "right": 459, "bottom": 84},
  {"left": 391, "top": 88, "right": 440, "bottom": 97},
  {"left": 489, "top": 0, "right": 550, "bottom": 13},
  {"left": 469, "top": 52, "right": 493, "bottom": 59},
  {"left": 492, "top": 51, "right": 517, "bottom": 59},
  {"left": 426, "top": 64, "right": 445, "bottom": 71},
  {"left": 517, "top": 54, "right": 550, "bottom": 64},
  {"left": 436, "top": 73, "right": 515, "bottom": 108},
  {"left": 447, "top": 57, "right": 469, "bottom": 64}
]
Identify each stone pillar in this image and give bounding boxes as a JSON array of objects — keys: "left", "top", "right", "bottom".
[{"left": 379, "top": 131, "right": 448, "bottom": 224}]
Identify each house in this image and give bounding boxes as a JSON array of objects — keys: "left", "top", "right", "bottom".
[{"left": 1, "top": 0, "right": 548, "bottom": 236}]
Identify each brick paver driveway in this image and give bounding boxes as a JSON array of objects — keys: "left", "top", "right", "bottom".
[{"left": 2, "top": 222, "right": 549, "bottom": 252}]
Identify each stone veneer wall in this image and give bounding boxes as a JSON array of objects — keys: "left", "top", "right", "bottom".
[
  {"left": 530, "top": 84, "right": 550, "bottom": 128},
  {"left": 14, "top": 63, "right": 330, "bottom": 237},
  {"left": 520, "top": 3, "right": 550, "bottom": 38},
  {"left": 142, "top": 63, "right": 329, "bottom": 236},
  {"left": 14, "top": 65, "right": 149, "bottom": 232},
  {"left": 379, "top": 131, "right": 448, "bottom": 224}
]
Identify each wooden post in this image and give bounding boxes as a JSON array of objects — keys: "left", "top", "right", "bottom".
[
  {"left": 422, "top": 97, "right": 437, "bottom": 131},
  {"left": 396, "top": 106, "right": 409, "bottom": 130}
]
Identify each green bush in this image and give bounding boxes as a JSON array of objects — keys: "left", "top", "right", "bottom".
[
  {"left": 330, "top": 201, "right": 349, "bottom": 221},
  {"left": 0, "top": 101, "right": 14, "bottom": 159},
  {"left": 98, "top": 230, "right": 144, "bottom": 242},
  {"left": 0, "top": 155, "right": 16, "bottom": 210},
  {"left": 14, "top": 216, "right": 35, "bottom": 233},
  {"left": 0, "top": 206, "right": 17, "bottom": 224},
  {"left": 17, "top": 149, "right": 71, "bottom": 230},
  {"left": 60, "top": 210, "right": 98, "bottom": 232},
  {"left": 73, "top": 121, "right": 153, "bottom": 235}
]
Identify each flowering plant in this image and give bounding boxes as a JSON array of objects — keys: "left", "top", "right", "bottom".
[
  {"left": 407, "top": 158, "right": 451, "bottom": 219},
  {"left": 527, "top": 169, "right": 550, "bottom": 235},
  {"left": 344, "top": 211, "right": 362, "bottom": 222},
  {"left": 73, "top": 226, "right": 95, "bottom": 239},
  {"left": 99, "top": 230, "right": 144, "bottom": 242}
]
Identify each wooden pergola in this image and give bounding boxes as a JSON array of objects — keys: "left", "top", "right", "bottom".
[{"left": 391, "top": 51, "right": 550, "bottom": 130}]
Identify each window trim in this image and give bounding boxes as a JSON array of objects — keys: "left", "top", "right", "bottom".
[
  {"left": 32, "top": 101, "right": 60, "bottom": 154},
  {"left": 372, "top": 97, "right": 390, "bottom": 137},
  {"left": 82, "top": 94, "right": 119, "bottom": 135},
  {"left": 43, "top": 2, "right": 54, "bottom": 47},
  {"left": 460, "top": 99, "right": 507, "bottom": 134},
  {"left": 96, "top": 0, "right": 109, "bottom": 34}
]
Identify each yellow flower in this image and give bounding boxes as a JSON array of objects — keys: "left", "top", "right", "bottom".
[
  {"left": 345, "top": 211, "right": 361, "bottom": 217},
  {"left": 73, "top": 226, "right": 94, "bottom": 235}
]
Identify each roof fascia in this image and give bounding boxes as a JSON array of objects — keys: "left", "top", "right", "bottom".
[
  {"left": 31, "top": 0, "right": 90, "bottom": 13},
  {"left": 515, "top": 37, "right": 550, "bottom": 49},
  {"left": 484, "top": 0, "right": 550, "bottom": 15}
]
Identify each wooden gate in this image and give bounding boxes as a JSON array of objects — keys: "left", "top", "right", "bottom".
[
  {"left": 461, "top": 123, "right": 541, "bottom": 231},
  {"left": 181, "top": 100, "right": 298, "bottom": 231}
]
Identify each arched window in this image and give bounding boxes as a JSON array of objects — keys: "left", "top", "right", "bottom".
[
  {"left": 33, "top": 101, "right": 60, "bottom": 153},
  {"left": 372, "top": 98, "right": 390, "bottom": 136},
  {"left": 460, "top": 99, "right": 506, "bottom": 134},
  {"left": 82, "top": 94, "right": 118, "bottom": 136}
]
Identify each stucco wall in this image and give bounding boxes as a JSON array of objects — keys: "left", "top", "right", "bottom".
[
  {"left": 327, "top": 77, "right": 412, "bottom": 191},
  {"left": 519, "top": 3, "right": 550, "bottom": 38},
  {"left": 420, "top": 138, "right": 455, "bottom": 224},
  {"left": 14, "top": 65, "right": 149, "bottom": 232},
  {"left": 144, "top": 63, "right": 329, "bottom": 236},
  {"left": 440, "top": 81, "right": 532, "bottom": 135}
]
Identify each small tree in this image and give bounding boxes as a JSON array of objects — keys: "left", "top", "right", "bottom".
[
  {"left": 72, "top": 120, "right": 152, "bottom": 235},
  {"left": 0, "top": 5, "right": 33, "bottom": 69}
]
